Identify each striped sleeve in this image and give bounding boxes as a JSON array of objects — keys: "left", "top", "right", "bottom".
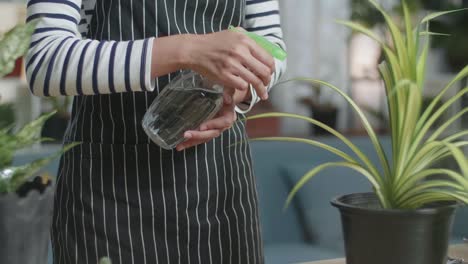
[
  {"left": 242, "top": 0, "right": 286, "bottom": 106},
  {"left": 25, "top": 0, "right": 155, "bottom": 97}
]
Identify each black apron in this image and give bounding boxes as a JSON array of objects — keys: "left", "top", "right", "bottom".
[{"left": 51, "top": 0, "right": 263, "bottom": 263}]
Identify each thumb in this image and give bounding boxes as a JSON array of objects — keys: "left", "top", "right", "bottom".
[
  {"left": 223, "top": 87, "right": 235, "bottom": 105},
  {"left": 223, "top": 93, "right": 233, "bottom": 105}
]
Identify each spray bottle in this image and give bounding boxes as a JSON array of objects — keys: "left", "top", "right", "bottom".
[{"left": 142, "top": 27, "right": 287, "bottom": 150}]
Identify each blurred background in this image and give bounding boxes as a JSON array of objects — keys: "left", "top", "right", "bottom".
[
  {"left": 1, "top": 0, "right": 467, "bottom": 139},
  {"left": 1, "top": 1, "right": 468, "bottom": 263}
]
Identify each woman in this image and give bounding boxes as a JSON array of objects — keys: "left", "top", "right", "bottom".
[{"left": 26, "top": 0, "right": 286, "bottom": 263}]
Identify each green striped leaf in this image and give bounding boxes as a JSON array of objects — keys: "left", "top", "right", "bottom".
[
  {"left": 417, "top": 65, "right": 468, "bottom": 132},
  {"left": 429, "top": 107, "right": 468, "bottom": 141},
  {"left": 445, "top": 143, "right": 468, "bottom": 177},
  {"left": 285, "top": 162, "right": 384, "bottom": 209},
  {"left": 246, "top": 112, "right": 383, "bottom": 183},
  {"left": 369, "top": 0, "right": 412, "bottom": 80},
  {"left": 419, "top": 32, "right": 450, "bottom": 37},
  {"left": 421, "top": 8, "right": 468, "bottom": 24},
  {"left": 297, "top": 78, "right": 392, "bottom": 181},
  {"left": 249, "top": 137, "right": 358, "bottom": 164}
]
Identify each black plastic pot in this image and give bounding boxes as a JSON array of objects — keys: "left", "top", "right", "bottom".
[
  {"left": 310, "top": 107, "right": 338, "bottom": 136},
  {"left": 0, "top": 177, "right": 54, "bottom": 264},
  {"left": 331, "top": 193, "right": 458, "bottom": 264},
  {"left": 41, "top": 114, "right": 69, "bottom": 143}
]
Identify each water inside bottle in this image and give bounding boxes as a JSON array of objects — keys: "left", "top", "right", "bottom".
[{"left": 142, "top": 85, "right": 223, "bottom": 149}]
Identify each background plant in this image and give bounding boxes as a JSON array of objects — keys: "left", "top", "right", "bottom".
[
  {"left": 44, "top": 97, "right": 72, "bottom": 117},
  {"left": 0, "top": 21, "right": 37, "bottom": 78},
  {"left": 248, "top": 0, "right": 468, "bottom": 209},
  {"left": 0, "top": 111, "right": 78, "bottom": 194},
  {"left": 0, "top": 20, "right": 77, "bottom": 195}
]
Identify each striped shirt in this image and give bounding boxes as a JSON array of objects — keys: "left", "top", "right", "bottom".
[{"left": 25, "top": 0, "right": 286, "bottom": 101}]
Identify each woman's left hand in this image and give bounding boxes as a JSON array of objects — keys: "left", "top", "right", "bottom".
[
  {"left": 175, "top": 88, "right": 249, "bottom": 151},
  {"left": 175, "top": 102, "right": 236, "bottom": 152}
]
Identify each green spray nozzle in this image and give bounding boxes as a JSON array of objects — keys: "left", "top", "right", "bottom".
[{"left": 229, "top": 26, "right": 287, "bottom": 61}]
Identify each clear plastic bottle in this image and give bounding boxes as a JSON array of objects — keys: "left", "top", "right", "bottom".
[
  {"left": 142, "top": 26, "right": 287, "bottom": 150},
  {"left": 142, "top": 71, "right": 224, "bottom": 149}
]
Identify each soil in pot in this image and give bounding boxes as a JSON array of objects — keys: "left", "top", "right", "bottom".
[
  {"left": 0, "top": 176, "right": 54, "bottom": 264},
  {"left": 332, "top": 192, "right": 458, "bottom": 264}
]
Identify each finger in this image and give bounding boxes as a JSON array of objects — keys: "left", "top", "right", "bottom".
[
  {"left": 224, "top": 74, "right": 249, "bottom": 91},
  {"left": 223, "top": 93, "right": 233, "bottom": 104},
  {"left": 234, "top": 62, "right": 268, "bottom": 100},
  {"left": 224, "top": 86, "right": 236, "bottom": 96},
  {"left": 176, "top": 130, "right": 221, "bottom": 151},
  {"left": 184, "top": 130, "right": 221, "bottom": 141},
  {"left": 247, "top": 40, "right": 276, "bottom": 73},
  {"left": 241, "top": 55, "right": 272, "bottom": 86},
  {"left": 200, "top": 110, "right": 236, "bottom": 131},
  {"left": 177, "top": 135, "right": 216, "bottom": 151},
  {"left": 176, "top": 138, "right": 210, "bottom": 151}
]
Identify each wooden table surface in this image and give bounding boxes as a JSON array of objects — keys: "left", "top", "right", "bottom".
[{"left": 302, "top": 244, "right": 468, "bottom": 264}]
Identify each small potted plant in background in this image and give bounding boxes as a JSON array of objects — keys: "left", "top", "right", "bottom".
[
  {"left": 299, "top": 82, "right": 339, "bottom": 136},
  {"left": 248, "top": 0, "right": 468, "bottom": 263},
  {"left": 41, "top": 96, "right": 72, "bottom": 143},
  {"left": 0, "top": 112, "right": 77, "bottom": 264},
  {"left": 0, "top": 20, "right": 78, "bottom": 264}
]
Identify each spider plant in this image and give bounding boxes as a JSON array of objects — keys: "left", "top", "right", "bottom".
[{"left": 248, "top": 0, "right": 468, "bottom": 209}]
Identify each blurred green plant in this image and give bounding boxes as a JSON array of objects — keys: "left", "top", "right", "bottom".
[
  {"left": 249, "top": 0, "right": 468, "bottom": 209},
  {"left": 0, "top": 111, "right": 78, "bottom": 194},
  {"left": 0, "top": 103, "right": 15, "bottom": 129},
  {"left": 0, "top": 20, "right": 38, "bottom": 78},
  {"left": 45, "top": 96, "right": 72, "bottom": 117},
  {"left": 0, "top": 20, "right": 38, "bottom": 131}
]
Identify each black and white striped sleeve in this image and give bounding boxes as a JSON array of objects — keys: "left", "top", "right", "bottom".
[
  {"left": 25, "top": 0, "right": 155, "bottom": 97},
  {"left": 243, "top": 0, "right": 286, "bottom": 105}
]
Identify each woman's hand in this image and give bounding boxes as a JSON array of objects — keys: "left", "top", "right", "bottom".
[
  {"left": 184, "top": 28, "right": 275, "bottom": 100},
  {"left": 176, "top": 93, "right": 238, "bottom": 152}
]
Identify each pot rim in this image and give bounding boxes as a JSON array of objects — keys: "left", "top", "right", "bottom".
[{"left": 331, "top": 192, "right": 459, "bottom": 216}]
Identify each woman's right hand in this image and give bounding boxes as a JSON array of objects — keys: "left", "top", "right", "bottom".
[{"left": 184, "top": 28, "right": 275, "bottom": 100}]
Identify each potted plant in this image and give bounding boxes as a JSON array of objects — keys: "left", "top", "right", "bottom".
[
  {"left": 299, "top": 83, "right": 339, "bottom": 136},
  {"left": 41, "top": 96, "right": 72, "bottom": 143},
  {"left": 0, "top": 20, "right": 78, "bottom": 264},
  {"left": 0, "top": 111, "right": 77, "bottom": 264},
  {"left": 248, "top": 1, "right": 468, "bottom": 263},
  {"left": 0, "top": 22, "right": 34, "bottom": 79}
]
